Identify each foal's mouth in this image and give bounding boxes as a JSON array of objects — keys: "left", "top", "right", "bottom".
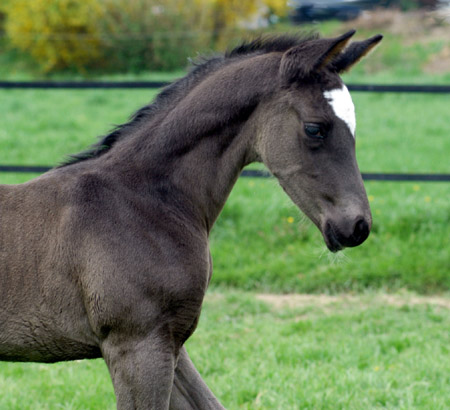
[{"left": 323, "top": 222, "right": 344, "bottom": 253}]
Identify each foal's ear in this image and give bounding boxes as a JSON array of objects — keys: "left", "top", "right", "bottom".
[
  {"left": 329, "top": 34, "right": 383, "bottom": 73},
  {"left": 279, "top": 30, "right": 355, "bottom": 82}
]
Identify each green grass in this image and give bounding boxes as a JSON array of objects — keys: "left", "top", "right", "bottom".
[
  {"left": 209, "top": 91, "right": 450, "bottom": 293},
  {"left": 0, "top": 89, "right": 160, "bottom": 184},
  {"left": 1, "top": 16, "right": 449, "bottom": 409},
  {"left": 1, "top": 291, "right": 449, "bottom": 409},
  {"left": 211, "top": 179, "right": 450, "bottom": 294},
  {"left": 1, "top": 88, "right": 448, "bottom": 293}
]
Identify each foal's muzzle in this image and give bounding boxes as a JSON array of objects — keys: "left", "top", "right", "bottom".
[{"left": 323, "top": 217, "right": 371, "bottom": 252}]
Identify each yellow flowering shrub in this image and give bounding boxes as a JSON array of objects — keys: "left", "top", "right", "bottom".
[
  {"left": 0, "top": 0, "right": 11, "bottom": 34},
  {"left": 5, "top": 0, "right": 105, "bottom": 72},
  {"left": 199, "top": 0, "right": 288, "bottom": 49},
  {"left": 264, "top": 0, "right": 288, "bottom": 17},
  {"left": 4, "top": 0, "right": 288, "bottom": 73},
  {"left": 209, "top": 0, "right": 287, "bottom": 29}
]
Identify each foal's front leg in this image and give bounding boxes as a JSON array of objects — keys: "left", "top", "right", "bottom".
[
  {"left": 169, "top": 346, "right": 225, "bottom": 410},
  {"left": 101, "top": 330, "right": 177, "bottom": 410}
]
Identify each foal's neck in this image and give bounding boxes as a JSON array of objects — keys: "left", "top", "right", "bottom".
[{"left": 110, "top": 54, "right": 279, "bottom": 232}]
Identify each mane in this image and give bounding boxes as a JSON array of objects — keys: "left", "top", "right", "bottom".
[
  {"left": 226, "top": 32, "right": 319, "bottom": 57},
  {"left": 60, "top": 33, "right": 319, "bottom": 167}
]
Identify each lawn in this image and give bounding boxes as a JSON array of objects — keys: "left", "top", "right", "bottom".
[
  {"left": 0, "top": 88, "right": 448, "bottom": 293},
  {"left": 0, "top": 16, "right": 449, "bottom": 408},
  {"left": 0, "top": 291, "right": 448, "bottom": 409}
]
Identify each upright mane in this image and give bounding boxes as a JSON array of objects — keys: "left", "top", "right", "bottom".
[{"left": 60, "top": 33, "right": 319, "bottom": 168}]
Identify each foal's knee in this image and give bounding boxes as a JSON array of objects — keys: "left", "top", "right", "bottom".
[{"left": 102, "top": 331, "right": 177, "bottom": 410}]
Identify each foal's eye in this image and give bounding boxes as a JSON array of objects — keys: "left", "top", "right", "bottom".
[{"left": 304, "top": 123, "right": 325, "bottom": 139}]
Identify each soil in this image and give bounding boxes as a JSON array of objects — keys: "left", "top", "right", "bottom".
[
  {"left": 256, "top": 292, "right": 450, "bottom": 310},
  {"left": 342, "top": 8, "right": 450, "bottom": 74}
]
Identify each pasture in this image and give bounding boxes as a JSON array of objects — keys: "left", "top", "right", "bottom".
[
  {"left": 1, "top": 6, "right": 449, "bottom": 408},
  {"left": 0, "top": 72, "right": 449, "bottom": 408},
  {"left": 0, "top": 87, "right": 448, "bottom": 293},
  {"left": 0, "top": 292, "right": 449, "bottom": 409}
]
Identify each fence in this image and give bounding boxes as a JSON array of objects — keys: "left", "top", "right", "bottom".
[
  {"left": 1, "top": 82, "right": 450, "bottom": 93},
  {"left": 1, "top": 81, "right": 449, "bottom": 182}
]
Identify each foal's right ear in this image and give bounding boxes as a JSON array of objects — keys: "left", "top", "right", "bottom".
[
  {"left": 329, "top": 34, "right": 383, "bottom": 73},
  {"left": 279, "top": 30, "right": 355, "bottom": 83}
]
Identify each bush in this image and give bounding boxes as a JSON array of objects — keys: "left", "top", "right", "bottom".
[
  {"left": 3, "top": 0, "right": 289, "bottom": 73},
  {"left": 4, "top": 0, "right": 217, "bottom": 73},
  {"left": 99, "top": 0, "right": 214, "bottom": 72},
  {"left": 0, "top": 0, "right": 8, "bottom": 34},
  {"left": 5, "top": 0, "right": 105, "bottom": 72}
]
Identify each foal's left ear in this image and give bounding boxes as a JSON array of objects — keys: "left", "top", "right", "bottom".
[
  {"left": 280, "top": 30, "right": 356, "bottom": 82},
  {"left": 329, "top": 34, "right": 383, "bottom": 73}
]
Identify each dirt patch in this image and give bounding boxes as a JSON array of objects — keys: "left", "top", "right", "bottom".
[
  {"left": 255, "top": 293, "right": 356, "bottom": 309},
  {"left": 425, "top": 44, "right": 450, "bottom": 73},
  {"left": 341, "top": 9, "right": 450, "bottom": 73},
  {"left": 344, "top": 9, "right": 424, "bottom": 35},
  {"left": 343, "top": 9, "right": 449, "bottom": 39},
  {"left": 378, "top": 293, "right": 450, "bottom": 308},
  {"left": 256, "top": 293, "right": 450, "bottom": 310}
]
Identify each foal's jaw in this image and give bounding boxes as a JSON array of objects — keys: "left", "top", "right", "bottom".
[{"left": 284, "top": 190, "right": 372, "bottom": 253}]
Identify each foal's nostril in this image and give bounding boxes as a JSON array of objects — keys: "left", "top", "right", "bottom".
[
  {"left": 352, "top": 218, "right": 370, "bottom": 245},
  {"left": 323, "top": 217, "right": 371, "bottom": 251}
]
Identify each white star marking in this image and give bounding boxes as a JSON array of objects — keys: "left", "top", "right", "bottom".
[{"left": 323, "top": 85, "right": 356, "bottom": 138}]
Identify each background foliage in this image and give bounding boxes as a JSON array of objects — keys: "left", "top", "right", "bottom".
[
  {"left": 3, "top": 0, "right": 288, "bottom": 73},
  {"left": 5, "top": 0, "right": 105, "bottom": 72}
]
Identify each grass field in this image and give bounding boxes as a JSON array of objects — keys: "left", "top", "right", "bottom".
[
  {"left": 1, "top": 15, "right": 449, "bottom": 408},
  {"left": 0, "top": 291, "right": 449, "bottom": 409},
  {"left": 0, "top": 88, "right": 448, "bottom": 293},
  {"left": 1, "top": 84, "right": 448, "bottom": 409}
]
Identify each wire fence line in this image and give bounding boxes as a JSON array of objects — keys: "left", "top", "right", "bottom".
[
  {"left": 1, "top": 81, "right": 450, "bottom": 93},
  {"left": 1, "top": 166, "right": 449, "bottom": 182},
  {"left": 1, "top": 81, "right": 449, "bottom": 181},
  {"left": 241, "top": 170, "right": 450, "bottom": 182}
]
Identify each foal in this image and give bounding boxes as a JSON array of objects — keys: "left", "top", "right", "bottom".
[{"left": 0, "top": 31, "right": 381, "bottom": 408}]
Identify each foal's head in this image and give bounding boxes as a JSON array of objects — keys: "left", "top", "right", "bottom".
[{"left": 254, "top": 31, "right": 382, "bottom": 252}]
